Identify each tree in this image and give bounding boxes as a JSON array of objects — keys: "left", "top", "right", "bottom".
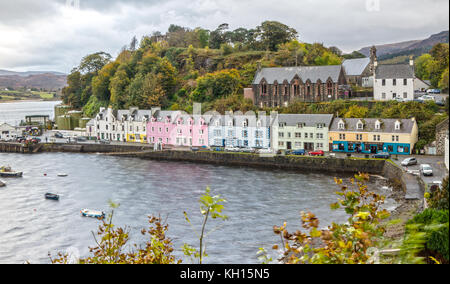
[
  {"left": 110, "top": 68, "right": 131, "bottom": 109},
  {"left": 92, "top": 62, "right": 118, "bottom": 101},
  {"left": 256, "top": 21, "right": 298, "bottom": 52},
  {"left": 344, "top": 105, "right": 369, "bottom": 118},
  {"left": 191, "top": 69, "right": 242, "bottom": 102},
  {"left": 270, "top": 173, "right": 390, "bottom": 264},
  {"left": 50, "top": 204, "right": 180, "bottom": 264},
  {"left": 415, "top": 54, "right": 433, "bottom": 80},
  {"left": 78, "top": 52, "right": 112, "bottom": 74}
]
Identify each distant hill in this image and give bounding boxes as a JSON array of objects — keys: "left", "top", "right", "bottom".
[
  {"left": 0, "top": 71, "right": 67, "bottom": 91},
  {"left": 0, "top": 69, "right": 66, "bottom": 77},
  {"left": 358, "top": 31, "right": 449, "bottom": 61}
]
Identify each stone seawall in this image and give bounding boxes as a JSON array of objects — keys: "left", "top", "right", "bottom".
[
  {"left": 39, "top": 143, "right": 153, "bottom": 153},
  {"left": 124, "top": 151, "right": 387, "bottom": 174}
]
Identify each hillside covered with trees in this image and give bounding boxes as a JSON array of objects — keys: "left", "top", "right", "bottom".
[{"left": 61, "top": 21, "right": 352, "bottom": 116}]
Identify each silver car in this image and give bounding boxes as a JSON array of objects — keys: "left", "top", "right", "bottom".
[
  {"left": 401, "top": 157, "right": 418, "bottom": 166},
  {"left": 420, "top": 164, "right": 433, "bottom": 176}
]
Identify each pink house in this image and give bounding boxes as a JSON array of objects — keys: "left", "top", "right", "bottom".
[{"left": 147, "top": 111, "right": 210, "bottom": 148}]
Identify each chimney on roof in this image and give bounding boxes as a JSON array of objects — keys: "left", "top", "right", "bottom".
[{"left": 409, "top": 56, "right": 414, "bottom": 66}]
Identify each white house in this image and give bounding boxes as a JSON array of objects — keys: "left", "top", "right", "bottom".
[
  {"left": 373, "top": 59, "right": 415, "bottom": 101},
  {"left": 208, "top": 111, "right": 272, "bottom": 149},
  {"left": 91, "top": 107, "right": 156, "bottom": 143},
  {"left": 0, "top": 123, "right": 22, "bottom": 141}
]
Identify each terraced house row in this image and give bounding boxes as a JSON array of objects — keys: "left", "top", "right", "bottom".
[{"left": 87, "top": 107, "right": 419, "bottom": 155}]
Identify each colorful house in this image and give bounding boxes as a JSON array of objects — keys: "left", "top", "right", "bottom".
[
  {"left": 329, "top": 117, "right": 419, "bottom": 155},
  {"left": 272, "top": 114, "right": 334, "bottom": 152},
  {"left": 147, "top": 111, "right": 210, "bottom": 147},
  {"left": 208, "top": 111, "right": 272, "bottom": 149}
]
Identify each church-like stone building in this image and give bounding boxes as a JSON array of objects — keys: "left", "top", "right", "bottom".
[{"left": 251, "top": 65, "right": 348, "bottom": 108}]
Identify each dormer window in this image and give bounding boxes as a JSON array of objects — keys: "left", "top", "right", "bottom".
[
  {"left": 228, "top": 120, "right": 233, "bottom": 127},
  {"left": 356, "top": 121, "right": 364, "bottom": 130},
  {"left": 257, "top": 120, "right": 262, "bottom": 127},
  {"left": 375, "top": 120, "right": 381, "bottom": 130},
  {"left": 395, "top": 121, "right": 401, "bottom": 130},
  {"left": 338, "top": 120, "right": 345, "bottom": 130},
  {"left": 243, "top": 119, "right": 248, "bottom": 127},
  {"left": 215, "top": 120, "right": 220, "bottom": 127}
]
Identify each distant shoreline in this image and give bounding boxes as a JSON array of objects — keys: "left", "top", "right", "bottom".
[{"left": 0, "top": 99, "right": 61, "bottom": 104}]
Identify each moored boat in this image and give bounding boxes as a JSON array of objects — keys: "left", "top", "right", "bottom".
[
  {"left": 81, "top": 209, "right": 105, "bottom": 220},
  {"left": 0, "top": 166, "right": 23, "bottom": 178},
  {"left": 45, "top": 193, "right": 60, "bottom": 201},
  {"left": 0, "top": 180, "right": 5, "bottom": 187}
]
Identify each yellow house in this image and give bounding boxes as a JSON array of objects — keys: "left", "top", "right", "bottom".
[{"left": 329, "top": 118, "right": 418, "bottom": 155}]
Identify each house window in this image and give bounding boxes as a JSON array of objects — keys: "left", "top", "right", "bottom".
[
  {"left": 393, "top": 79, "right": 397, "bottom": 86},
  {"left": 356, "top": 134, "right": 363, "bottom": 141},
  {"left": 305, "top": 133, "right": 309, "bottom": 139},
  {"left": 279, "top": 132, "right": 284, "bottom": 138},
  {"left": 375, "top": 121, "right": 381, "bottom": 130},
  {"left": 393, "top": 93, "right": 397, "bottom": 98},
  {"left": 382, "top": 93, "right": 386, "bottom": 99},
  {"left": 395, "top": 121, "right": 401, "bottom": 130},
  {"left": 403, "top": 92, "right": 408, "bottom": 99},
  {"left": 327, "top": 82, "right": 333, "bottom": 95},
  {"left": 403, "top": 79, "right": 407, "bottom": 86},
  {"left": 279, "top": 141, "right": 285, "bottom": 147},
  {"left": 338, "top": 122, "right": 345, "bottom": 130},
  {"left": 357, "top": 122, "right": 363, "bottom": 130},
  {"left": 382, "top": 79, "right": 386, "bottom": 86},
  {"left": 295, "top": 133, "right": 301, "bottom": 138}
]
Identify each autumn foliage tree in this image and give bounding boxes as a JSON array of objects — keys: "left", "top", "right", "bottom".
[{"left": 272, "top": 173, "right": 390, "bottom": 264}]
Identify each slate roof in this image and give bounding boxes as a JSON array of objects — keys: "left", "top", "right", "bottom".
[
  {"left": 252, "top": 65, "right": 343, "bottom": 85},
  {"left": 342, "top": 58, "right": 371, "bottom": 76},
  {"left": 278, "top": 114, "right": 334, "bottom": 127},
  {"left": 375, "top": 64, "right": 414, "bottom": 79},
  {"left": 329, "top": 118, "right": 416, "bottom": 134}
]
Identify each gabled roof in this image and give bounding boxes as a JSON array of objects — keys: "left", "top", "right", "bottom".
[
  {"left": 330, "top": 118, "right": 416, "bottom": 134},
  {"left": 342, "top": 58, "right": 371, "bottom": 76},
  {"left": 375, "top": 64, "right": 414, "bottom": 79},
  {"left": 253, "top": 65, "right": 343, "bottom": 85},
  {"left": 278, "top": 114, "right": 334, "bottom": 127}
]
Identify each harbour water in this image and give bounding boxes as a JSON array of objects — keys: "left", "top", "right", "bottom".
[
  {"left": 0, "top": 100, "right": 61, "bottom": 126},
  {"left": 0, "top": 102, "right": 395, "bottom": 264}
]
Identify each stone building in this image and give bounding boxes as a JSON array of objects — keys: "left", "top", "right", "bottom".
[
  {"left": 251, "top": 65, "right": 348, "bottom": 108},
  {"left": 342, "top": 46, "right": 377, "bottom": 87}
]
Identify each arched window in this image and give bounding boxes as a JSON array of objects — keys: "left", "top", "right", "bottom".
[{"left": 327, "top": 81, "right": 333, "bottom": 95}]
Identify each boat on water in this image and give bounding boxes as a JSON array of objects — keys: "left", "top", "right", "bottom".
[
  {"left": 0, "top": 180, "right": 5, "bottom": 187},
  {"left": 81, "top": 209, "right": 105, "bottom": 220},
  {"left": 57, "top": 173, "right": 68, "bottom": 177},
  {"left": 0, "top": 166, "right": 23, "bottom": 178},
  {"left": 45, "top": 193, "right": 60, "bottom": 201}
]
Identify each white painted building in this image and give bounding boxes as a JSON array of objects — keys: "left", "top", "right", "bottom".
[
  {"left": 91, "top": 107, "right": 156, "bottom": 143},
  {"left": 373, "top": 59, "right": 415, "bottom": 101},
  {"left": 0, "top": 123, "right": 22, "bottom": 141}
]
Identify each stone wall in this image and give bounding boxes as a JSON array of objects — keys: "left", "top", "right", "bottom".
[{"left": 127, "top": 151, "right": 387, "bottom": 174}]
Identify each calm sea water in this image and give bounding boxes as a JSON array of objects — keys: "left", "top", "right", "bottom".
[
  {"left": 0, "top": 102, "right": 395, "bottom": 264},
  {"left": 0, "top": 100, "right": 61, "bottom": 126}
]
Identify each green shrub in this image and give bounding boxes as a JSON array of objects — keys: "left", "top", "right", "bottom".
[{"left": 406, "top": 209, "right": 449, "bottom": 262}]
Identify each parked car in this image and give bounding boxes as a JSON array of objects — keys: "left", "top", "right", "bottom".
[
  {"left": 54, "top": 132, "right": 64, "bottom": 139},
  {"left": 427, "top": 89, "right": 441, "bottom": 94},
  {"left": 213, "top": 147, "right": 224, "bottom": 152},
  {"left": 30, "top": 137, "right": 41, "bottom": 144},
  {"left": 420, "top": 164, "right": 433, "bottom": 176},
  {"left": 99, "top": 139, "right": 111, "bottom": 145},
  {"left": 225, "top": 147, "right": 240, "bottom": 152},
  {"left": 372, "top": 152, "right": 391, "bottom": 159},
  {"left": 309, "top": 150, "right": 325, "bottom": 157},
  {"left": 257, "top": 148, "right": 273, "bottom": 154},
  {"left": 292, "top": 149, "right": 307, "bottom": 156},
  {"left": 418, "top": 95, "right": 435, "bottom": 102},
  {"left": 240, "top": 147, "right": 255, "bottom": 153},
  {"left": 401, "top": 157, "right": 418, "bottom": 166},
  {"left": 393, "top": 97, "right": 406, "bottom": 103},
  {"left": 76, "top": 136, "right": 87, "bottom": 142},
  {"left": 191, "top": 147, "right": 200, "bottom": 152}
]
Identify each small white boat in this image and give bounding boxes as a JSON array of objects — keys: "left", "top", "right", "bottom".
[
  {"left": 81, "top": 209, "right": 105, "bottom": 220},
  {"left": 57, "top": 173, "right": 68, "bottom": 177},
  {"left": 0, "top": 180, "right": 6, "bottom": 187}
]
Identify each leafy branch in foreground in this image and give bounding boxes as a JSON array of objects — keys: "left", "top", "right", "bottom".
[
  {"left": 183, "top": 187, "right": 228, "bottom": 264},
  {"left": 270, "top": 173, "right": 390, "bottom": 264},
  {"left": 50, "top": 202, "right": 180, "bottom": 264}
]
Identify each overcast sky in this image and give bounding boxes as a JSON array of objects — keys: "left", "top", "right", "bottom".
[{"left": 0, "top": 0, "right": 448, "bottom": 73}]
